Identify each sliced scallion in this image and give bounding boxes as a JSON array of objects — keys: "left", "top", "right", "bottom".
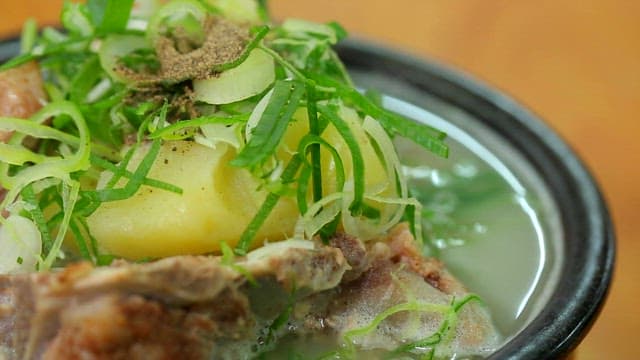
[
  {"left": 317, "top": 103, "right": 365, "bottom": 214},
  {"left": 231, "top": 80, "right": 304, "bottom": 169}
]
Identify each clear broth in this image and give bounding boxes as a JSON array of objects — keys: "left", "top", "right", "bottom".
[
  {"left": 385, "top": 92, "right": 563, "bottom": 340},
  {"left": 259, "top": 89, "right": 563, "bottom": 358}
]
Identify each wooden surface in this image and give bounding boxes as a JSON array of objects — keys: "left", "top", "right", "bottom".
[{"left": 1, "top": 1, "right": 638, "bottom": 358}]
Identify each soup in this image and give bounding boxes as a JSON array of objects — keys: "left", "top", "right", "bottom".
[
  {"left": 0, "top": 1, "right": 563, "bottom": 359},
  {"left": 387, "top": 94, "right": 563, "bottom": 338},
  {"left": 256, "top": 92, "right": 564, "bottom": 358}
]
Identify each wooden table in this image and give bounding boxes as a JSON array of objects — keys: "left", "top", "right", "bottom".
[{"left": 1, "top": 1, "right": 638, "bottom": 358}]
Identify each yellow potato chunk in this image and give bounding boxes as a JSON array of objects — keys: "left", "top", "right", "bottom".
[
  {"left": 282, "top": 107, "right": 391, "bottom": 200},
  {"left": 322, "top": 106, "right": 390, "bottom": 196},
  {"left": 89, "top": 105, "right": 392, "bottom": 260},
  {"left": 87, "top": 141, "right": 298, "bottom": 260}
]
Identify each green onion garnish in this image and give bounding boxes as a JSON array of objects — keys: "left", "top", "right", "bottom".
[{"left": 0, "top": 0, "right": 450, "bottom": 271}]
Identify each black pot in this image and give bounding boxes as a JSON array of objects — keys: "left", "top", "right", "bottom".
[
  {"left": 0, "top": 37, "right": 614, "bottom": 359},
  {"left": 335, "top": 39, "right": 614, "bottom": 359}
]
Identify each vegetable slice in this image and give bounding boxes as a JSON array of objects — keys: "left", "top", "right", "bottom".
[
  {"left": 231, "top": 80, "right": 304, "bottom": 169},
  {"left": 0, "top": 215, "right": 42, "bottom": 274},
  {"left": 0, "top": 101, "right": 91, "bottom": 209},
  {"left": 99, "top": 34, "right": 152, "bottom": 82},
  {"left": 0, "top": 1, "right": 452, "bottom": 273},
  {"left": 193, "top": 48, "right": 275, "bottom": 104},
  {"left": 146, "top": 0, "right": 208, "bottom": 45},
  {"left": 87, "top": 0, "right": 135, "bottom": 34},
  {"left": 206, "top": 0, "right": 262, "bottom": 24},
  {"left": 317, "top": 103, "right": 365, "bottom": 214}
]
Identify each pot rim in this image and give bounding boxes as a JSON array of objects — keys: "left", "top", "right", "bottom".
[{"left": 336, "top": 38, "right": 615, "bottom": 360}]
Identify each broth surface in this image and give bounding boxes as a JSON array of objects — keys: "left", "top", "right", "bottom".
[
  {"left": 385, "top": 94, "right": 563, "bottom": 339},
  {"left": 259, "top": 94, "right": 562, "bottom": 358}
]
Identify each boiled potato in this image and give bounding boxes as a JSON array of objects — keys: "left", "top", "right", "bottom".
[
  {"left": 88, "top": 106, "right": 390, "bottom": 260},
  {"left": 87, "top": 141, "right": 298, "bottom": 260},
  {"left": 282, "top": 107, "right": 390, "bottom": 199},
  {"left": 322, "top": 106, "right": 389, "bottom": 196}
]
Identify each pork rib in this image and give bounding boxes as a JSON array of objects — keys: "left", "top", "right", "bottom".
[
  {"left": 0, "top": 243, "right": 348, "bottom": 360},
  {"left": 0, "top": 226, "right": 500, "bottom": 359}
]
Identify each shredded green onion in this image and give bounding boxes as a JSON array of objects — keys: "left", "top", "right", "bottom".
[
  {"left": 1, "top": 1, "right": 452, "bottom": 292},
  {"left": 87, "top": 139, "right": 161, "bottom": 202},
  {"left": 87, "top": 0, "right": 135, "bottom": 34},
  {"left": 220, "top": 241, "right": 256, "bottom": 285},
  {"left": 21, "top": 184, "right": 53, "bottom": 256},
  {"left": 90, "top": 155, "right": 183, "bottom": 195},
  {"left": 0, "top": 101, "right": 91, "bottom": 216},
  {"left": 20, "top": 18, "right": 38, "bottom": 54},
  {"left": 231, "top": 80, "right": 304, "bottom": 169},
  {"left": 235, "top": 155, "right": 303, "bottom": 255},
  {"left": 61, "top": 1, "right": 95, "bottom": 37},
  {"left": 296, "top": 134, "right": 345, "bottom": 216},
  {"left": 150, "top": 113, "right": 248, "bottom": 140},
  {"left": 305, "top": 81, "right": 323, "bottom": 205},
  {"left": 317, "top": 103, "right": 365, "bottom": 214},
  {"left": 42, "top": 180, "right": 80, "bottom": 270},
  {"left": 213, "top": 25, "right": 270, "bottom": 72},
  {"left": 343, "top": 301, "right": 450, "bottom": 351}
]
